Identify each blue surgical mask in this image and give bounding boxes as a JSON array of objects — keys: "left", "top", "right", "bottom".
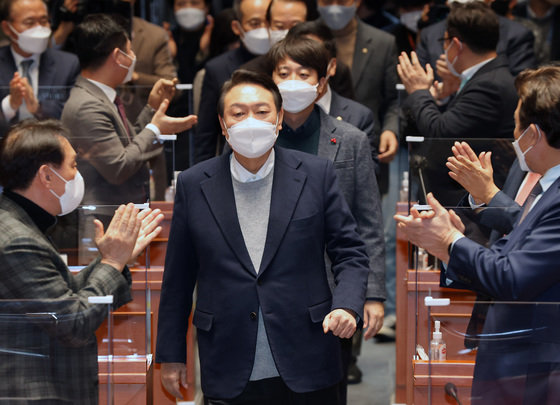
[
  {"left": 318, "top": 4, "right": 356, "bottom": 31},
  {"left": 512, "top": 125, "right": 541, "bottom": 172}
]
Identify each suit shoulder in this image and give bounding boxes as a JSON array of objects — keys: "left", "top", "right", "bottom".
[
  {"left": 326, "top": 114, "right": 368, "bottom": 140},
  {"left": 275, "top": 146, "right": 331, "bottom": 170},
  {"left": 358, "top": 20, "right": 394, "bottom": 42},
  {"left": 44, "top": 48, "right": 79, "bottom": 63},
  {"left": 133, "top": 16, "right": 168, "bottom": 37},
  {"left": 419, "top": 20, "right": 446, "bottom": 39}
]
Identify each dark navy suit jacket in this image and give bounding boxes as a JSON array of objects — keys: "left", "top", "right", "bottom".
[
  {"left": 444, "top": 175, "right": 560, "bottom": 403},
  {"left": 0, "top": 45, "right": 80, "bottom": 132},
  {"left": 155, "top": 147, "right": 369, "bottom": 398}
]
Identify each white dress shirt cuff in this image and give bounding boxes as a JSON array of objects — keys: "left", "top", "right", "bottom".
[
  {"left": 2, "top": 95, "right": 16, "bottom": 121},
  {"left": 145, "top": 123, "right": 163, "bottom": 143},
  {"left": 468, "top": 194, "right": 486, "bottom": 209}
]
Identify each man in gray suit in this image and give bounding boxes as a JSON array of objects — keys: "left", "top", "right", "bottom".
[
  {"left": 317, "top": 0, "right": 399, "bottom": 164},
  {"left": 0, "top": 119, "right": 163, "bottom": 404},
  {"left": 61, "top": 14, "right": 197, "bottom": 208},
  {"left": 268, "top": 37, "right": 385, "bottom": 403}
]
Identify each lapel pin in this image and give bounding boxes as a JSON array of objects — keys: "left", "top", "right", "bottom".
[
  {"left": 330, "top": 138, "right": 337, "bottom": 145},
  {"left": 336, "top": 116, "right": 343, "bottom": 121},
  {"left": 362, "top": 48, "right": 368, "bottom": 54}
]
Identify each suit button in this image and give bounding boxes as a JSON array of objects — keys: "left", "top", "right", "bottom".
[
  {"left": 257, "top": 279, "right": 263, "bottom": 286},
  {"left": 250, "top": 312, "right": 257, "bottom": 320}
]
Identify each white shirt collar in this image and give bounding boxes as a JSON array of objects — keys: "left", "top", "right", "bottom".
[
  {"left": 230, "top": 149, "right": 275, "bottom": 183},
  {"left": 86, "top": 78, "right": 117, "bottom": 103},
  {"left": 10, "top": 46, "right": 39, "bottom": 68},
  {"left": 316, "top": 84, "right": 332, "bottom": 114},
  {"left": 527, "top": 4, "right": 555, "bottom": 20},
  {"left": 461, "top": 57, "right": 494, "bottom": 83},
  {"left": 539, "top": 163, "right": 560, "bottom": 193}
]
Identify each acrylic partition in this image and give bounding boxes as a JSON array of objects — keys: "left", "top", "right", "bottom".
[
  {"left": 419, "top": 299, "right": 560, "bottom": 405},
  {"left": 0, "top": 298, "right": 114, "bottom": 404},
  {"left": 394, "top": 137, "right": 525, "bottom": 404}
]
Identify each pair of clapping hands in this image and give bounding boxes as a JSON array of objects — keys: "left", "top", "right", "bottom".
[{"left": 394, "top": 141, "right": 497, "bottom": 262}]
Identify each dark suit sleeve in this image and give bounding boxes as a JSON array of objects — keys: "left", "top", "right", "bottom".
[
  {"left": 156, "top": 172, "right": 198, "bottom": 364},
  {"left": 446, "top": 204, "right": 560, "bottom": 300},
  {"left": 352, "top": 133, "right": 386, "bottom": 300},
  {"left": 323, "top": 160, "right": 370, "bottom": 319},
  {"left": 405, "top": 80, "right": 505, "bottom": 139},
  {"left": 380, "top": 38, "right": 399, "bottom": 135},
  {"left": 504, "top": 21, "right": 536, "bottom": 76},
  {"left": 477, "top": 191, "right": 521, "bottom": 236},
  {"left": 194, "top": 64, "right": 221, "bottom": 163}
]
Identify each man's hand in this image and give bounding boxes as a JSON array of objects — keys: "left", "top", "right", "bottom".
[
  {"left": 378, "top": 130, "right": 398, "bottom": 163},
  {"left": 151, "top": 98, "right": 198, "bottom": 134},
  {"left": 433, "top": 54, "right": 460, "bottom": 99},
  {"left": 94, "top": 203, "right": 141, "bottom": 271},
  {"left": 199, "top": 14, "right": 214, "bottom": 54},
  {"left": 397, "top": 51, "right": 434, "bottom": 94},
  {"left": 323, "top": 308, "right": 357, "bottom": 339},
  {"left": 394, "top": 193, "right": 464, "bottom": 262},
  {"left": 363, "top": 301, "right": 384, "bottom": 340},
  {"left": 148, "top": 78, "right": 179, "bottom": 110},
  {"left": 130, "top": 208, "right": 164, "bottom": 260},
  {"left": 161, "top": 362, "right": 188, "bottom": 399},
  {"left": 446, "top": 141, "right": 499, "bottom": 205},
  {"left": 9, "top": 73, "right": 24, "bottom": 110},
  {"left": 21, "top": 78, "right": 38, "bottom": 114}
]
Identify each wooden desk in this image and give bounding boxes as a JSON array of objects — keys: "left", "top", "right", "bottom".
[{"left": 395, "top": 203, "right": 477, "bottom": 405}]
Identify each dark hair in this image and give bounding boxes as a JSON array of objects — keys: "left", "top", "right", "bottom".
[
  {"left": 167, "top": 0, "right": 211, "bottom": 8},
  {"left": 233, "top": 0, "right": 243, "bottom": 20},
  {"left": 0, "top": 120, "right": 68, "bottom": 190},
  {"left": 73, "top": 13, "right": 128, "bottom": 70},
  {"left": 1, "top": 0, "right": 47, "bottom": 21},
  {"left": 218, "top": 69, "right": 283, "bottom": 116},
  {"left": 285, "top": 20, "right": 336, "bottom": 57},
  {"left": 266, "top": 0, "right": 308, "bottom": 23},
  {"left": 515, "top": 66, "right": 560, "bottom": 149},
  {"left": 267, "top": 36, "right": 330, "bottom": 78},
  {"left": 446, "top": 2, "right": 499, "bottom": 54}
]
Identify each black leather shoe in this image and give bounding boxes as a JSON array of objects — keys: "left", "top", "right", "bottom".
[{"left": 347, "top": 363, "right": 362, "bottom": 384}]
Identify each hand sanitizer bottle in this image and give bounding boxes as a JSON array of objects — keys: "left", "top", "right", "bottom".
[{"left": 430, "top": 320, "right": 446, "bottom": 361}]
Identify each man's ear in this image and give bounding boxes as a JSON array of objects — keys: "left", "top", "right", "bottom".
[
  {"left": 317, "top": 76, "right": 328, "bottom": 95},
  {"left": 277, "top": 109, "right": 284, "bottom": 132},
  {"left": 1, "top": 21, "right": 14, "bottom": 40},
  {"left": 231, "top": 20, "right": 243, "bottom": 37},
  {"left": 37, "top": 165, "right": 52, "bottom": 188},
  {"left": 327, "top": 58, "right": 337, "bottom": 78},
  {"left": 219, "top": 115, "right": 229, "bottom": 139}
]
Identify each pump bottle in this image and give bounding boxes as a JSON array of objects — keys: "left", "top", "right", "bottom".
[{"left": 430, "top": 320, "right": 446, "bottom": 361}]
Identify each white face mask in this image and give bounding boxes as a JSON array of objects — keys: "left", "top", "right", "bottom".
[
  {"left": 118, "top": 49, "right": 136, "bottom": 83},
  {"left": 277, "top": 80, "right": 319, "bottom": 113},
  {"left": 318, "top": 4, "right": 356, "bottom": 31},
  {"left": 240, "top": 27, "right": 271, "bottom": 55},
  {"left": 9, "top": 23, "right": 51, "bottom": 55},
  {"left": 444, "top": 40, "right": 462, "bottom": 78},
  {"left": 512, "top": 125, "right": 541, "bottom": 172},
  {"left": 223, "top": 116, "right": 279, "bottom": 158},
  {"left": 400, "top": 10, "right": 423, "bottom": 33},
  {"left": 48, "top": 167, "right": 85, "bottom": 216},
  {"left": 269, "top": 28, "right": 288, "bottom": 45},
  {"left": 175, "top": 7, "right": 206, "bottom": 31}
]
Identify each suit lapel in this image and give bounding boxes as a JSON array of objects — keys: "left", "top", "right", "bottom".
[
  {"left": 330, "top": 92, "right": 351, "bottom": 122},
  {"left": 200, "top": 154, "right": 256, "bottom": 276},
  {"left": 38, "top": 50, "right": 54, "bottom": 87},
  {"left": 352, "top": 21, "right": 372, "bottom": 90},
  {"left": 258, "top": 148, "right": 307, "bottom": 275},
  {"left": 317, "top": 109, "right": 340, "bottom": 162}
]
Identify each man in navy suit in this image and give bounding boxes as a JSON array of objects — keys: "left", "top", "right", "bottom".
[
  {"left": 0, "top": 0, "right": 80, "bottom": 134},
  {"left": 156, "top": 70, "right": 369, "bottom": 404},
  {"left": 396, "top": 65, "right": 560, "bottom": 405}
]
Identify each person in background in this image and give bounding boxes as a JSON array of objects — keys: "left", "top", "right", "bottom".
[
  {"left": 0, "top": 119, "right": 163, "bottom": 404},
  {"left": 0, "top": 0, "right": 80, "bottom": 135}
]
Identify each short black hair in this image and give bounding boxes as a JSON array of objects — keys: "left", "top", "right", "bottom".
[
  {"left": 267, "top": 36, "right": 330, "bottom": 78},
  {"left": 218, "top": 69, "right": 283, "bottom": 116},
  {"left": 446, "top": 2, "right": 499, "bottom": 54},
  {"left": 285, "top": 20, "right": 336, "bottom": 58},
  {"left": 73, "top": 13, "right": 129, "bottom": 70},
  {"left": 516, "top": 65, "right": 560, "bottom": 149},
  {"left": 0, "top": 120, "right": 68, "bottom": 191}
]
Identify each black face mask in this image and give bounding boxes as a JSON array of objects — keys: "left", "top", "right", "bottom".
[{"left": 491, "top": 0, "right": 510, "bottom": 16}]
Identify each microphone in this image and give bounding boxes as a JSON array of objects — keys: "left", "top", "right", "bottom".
[{"left": 444, "top": 382, "right": 463, "bottom": 405}]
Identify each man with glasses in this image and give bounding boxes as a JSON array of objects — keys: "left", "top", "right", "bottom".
[
  {"left": 397, "top": 1, "right": 517, "bottom": 140},
  {"left": 0, "top": 0, "right": 80, "bottom": 135}
]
